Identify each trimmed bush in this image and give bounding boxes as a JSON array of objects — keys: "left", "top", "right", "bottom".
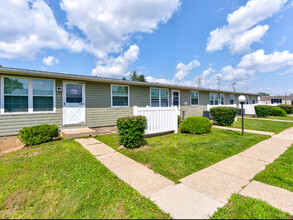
[
  {"left": 278, "top": 105, "right": 293, "bottom": 114},
  {"left": 210, "top": 107, "right": 238, "bottom": 126},
  {"left": 180, "top": 116, "right": 212, "bottom": 134},
  {"left": 178, "top": 115, "right": 181, "bottom": 127},
  {"left": 18, "top": 124, "right": 59, "bottom": 146},
  {"left": 272, "top": 107, "right": 287, "bottom": 117},
  {"left": 117, "top": 116, "right": 147, "bottom": 148},
  {"left": 254, "top": 105, "right": 273, "bottom": 117}
]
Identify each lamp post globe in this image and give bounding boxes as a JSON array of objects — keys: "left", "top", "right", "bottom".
[
  {"left": 238, "top": 95, "right": 246, "bottom": 136},
  {"left": 238, "top": 95, "right": 246, "bottom": 103}
]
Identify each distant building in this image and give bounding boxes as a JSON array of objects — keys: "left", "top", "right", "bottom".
[{"left": 259, "top": 95, "right": 293, "bottom": 105}]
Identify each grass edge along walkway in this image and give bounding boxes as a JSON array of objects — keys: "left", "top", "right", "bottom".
[{"left": 0, "top": 139, "right": 170, "bottom": 219}]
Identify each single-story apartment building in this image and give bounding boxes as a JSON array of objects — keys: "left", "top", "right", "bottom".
[
  {"left": 0, "top": 67, "right": 258, "bottom": 138},
  {"left": 258, "top": 95, "right": 293, "bottom": 105}
]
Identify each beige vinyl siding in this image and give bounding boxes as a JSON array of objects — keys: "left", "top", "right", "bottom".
[
  {"left": 85, "top": 82, "right": 133, "bottom": 127},
  {"left": 130, "top": 85, "right": 150, "bottom": 107},
  {"left": 0, "top": 75, "right": 63, "bottom": 137}
]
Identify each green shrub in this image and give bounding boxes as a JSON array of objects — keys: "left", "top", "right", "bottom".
[
  {"left": 272, "top": 107, "right": 287, "bottom": 117},
  {"left": 117, "top": 116, "right": 147, "bottom": 148},
  {"left": 178, "top": 115, "right": 181, "bottom": 127},
  {"left": 278, "top": 105, "right": 293, "bottom": 114},
  {"left": 254, "top": 105, "right": 273, "bottom": 117},
  {"left": 180, "top": 116, "right": 212, "bottom": 134},
  {"left": 18, "top": 124, "right": 59, "bottom": 146},
  {"left": 210, "top": 107, "right": 238, "bottom": 126}
]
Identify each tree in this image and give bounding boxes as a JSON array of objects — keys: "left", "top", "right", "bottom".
[
  {"left": 257, "top": 92, "right": 270, "bottom": 97},
  {"left": 0, "top": 65, "right": 2, "bottom": 67},
  {"left": 122, "top": 77, "right": 127, "bottom": 80},
  {"left": 129, "top": 71, "right": 147, "bottom": 82}
]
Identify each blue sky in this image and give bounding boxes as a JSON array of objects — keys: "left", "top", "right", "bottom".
[{"left": 0, "top": 0, "right": 292, "bottom": 95}]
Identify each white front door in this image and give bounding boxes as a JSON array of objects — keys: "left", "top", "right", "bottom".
[
  {"left": 172, "top": 90, "right": 180, "bottom": 107},
  {"left": 63, "top": 81, "right": 86, "bottom": 126}
]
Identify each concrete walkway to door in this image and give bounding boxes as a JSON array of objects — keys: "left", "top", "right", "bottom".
[{"left": 76, "top": 126, "right": 293, "bottom": 219}]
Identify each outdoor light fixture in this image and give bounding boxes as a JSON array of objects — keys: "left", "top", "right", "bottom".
[{"left": 238, "top": 95, "right": 246, "bottom": 136}]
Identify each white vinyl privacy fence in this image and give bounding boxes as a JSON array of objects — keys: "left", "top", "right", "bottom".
[
  {"left": 133, "top": 106, "right": 179, "bottom": 135},
  {"left": 207, "top": 104, "right": 237, "bottom": 111},
  {"left": 239, "top": 104, "right": 278, "bottom": 115}
]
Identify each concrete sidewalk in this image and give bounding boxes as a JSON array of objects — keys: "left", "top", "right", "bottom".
[
  {"left": 240, "top": 181, "right": 293, "bottom": 215},
  {"left": 213, "top": 125, "right": 275, "bottom": 136},
  {"left": 76, "top": 137, "right": 225, "bottom": 219},
  {"left": 76, "top": 126, "right": 293, "bottom": 219}
]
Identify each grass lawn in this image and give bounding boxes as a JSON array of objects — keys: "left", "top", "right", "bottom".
[
  {"left": 0, "top": 140, "right": 169, "bottom": 219},
  {"left": 253, "top": 144, "right": 293, "bottom": 192},
  {"left": 97, "top": 128, "right": 268, "bottom": 181},
  {"left": 229, "top": 118, "right": 293, "bottom": 134},
  {"left": 211, "top": 194, "right": 291, "bottom": 219},
  {"left": 267, "top": 116, "right": 293, "bottom": 121}
]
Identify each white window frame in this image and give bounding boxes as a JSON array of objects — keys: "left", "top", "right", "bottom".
[
  {"left": 150, "top": 87, "right": 169, "bottom": 107},
  {"left": 171, "top": 89, "right": 180, "bottom": 107},
  {"left": 209, "top": 93, "right": 219, "bottom": 105},
  {"left": 190, "top": 91, "right": 199, "bottom": 106},
  {"left": 111, "top": 84, "right": 130, "bottom": 107},
  {"left": 220, "top": 93, "right": 225, "bottom": 105},
  {"left": 1, "top": 75, "right": 56, "bottom": 115}
]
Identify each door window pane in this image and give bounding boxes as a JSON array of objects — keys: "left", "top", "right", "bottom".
[
  {"left": 66, "top": 84, "right": 82, "bottom": 103},
  {"left": 220, "top": 94, "right": 225, "bottom": 105},
  {"left": 173, "top": 91, "right": 179, "bottom": 106}
]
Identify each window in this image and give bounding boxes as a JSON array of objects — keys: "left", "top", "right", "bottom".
[
  {"left": 150, "top": 88, "right": 169, "bottom": 107},
  {"left": 111, "top": 85, "right": 129, "bottom": 107},
  {"left": 33, "top": 80, "right": 54, "bottom": 111},
  {"left": 3, "top": 77, "right": 28, "bottom": 113},
  {"left": 191, "top": 91, "right": 199, "bottom": 105},
  {"left": 66, "top": 84, "right": 82, "bottom": 103},
  {"left": 271, "top": 99, "right": 282, "bottom": 104},
  {"left": 291, "top": 100, "right": 293, "bottom": 105},
  {"left": 209, "top": 93, "right": 218, "bottom": 105},
  {"left": 246, "top": 96, "right": 249, "bottom": 104},
  {"left": 220, "top": 94, "right": 225, "bottom": 105},
  {"left": 1, "top": 76, "right": 55, "bottom": 114},
  {"left": 230, "top": 94, "right": 234, "bottom": 104}
]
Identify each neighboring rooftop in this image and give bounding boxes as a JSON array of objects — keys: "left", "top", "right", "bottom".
[
  {"left": 0, "top": 67, "right": 258, "bottom": 96},
  {"left": 260, "top": 95, "right": 293, "bottom": 101}
]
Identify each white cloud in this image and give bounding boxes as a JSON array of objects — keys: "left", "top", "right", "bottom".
[
  {"left": 174, "top": 60, "right": 200, "bottom": 81},
  {"left": 146, "top": 59, "right": 200, "bottom": 87},
  {"left": 219, "top": 49, "right": 293, "bottom": 88},
  {"left": 0, "top": 0, "right": 180, "bottom": 78},
  {"left": 43, "top": 56, "right": 59, "bottom": 66},
  {"left": 238, "top": 49, "right": 293, "bottom": 72},
  {"left": 0, "top": 0, "right": 86, "bottom": 59},
  {"left": 60, "top": 0, "right": 180, "bottom": 59},
  {"left": 206, "top": 0, "right": 287, "bottom": 54},
  {"left": 92, "top": 44, "right": 139, "bottom": 77}
]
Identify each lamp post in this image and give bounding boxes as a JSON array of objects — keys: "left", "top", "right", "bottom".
[{"left": 238, "top": 95, "right": 246, "bottom": 136}]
